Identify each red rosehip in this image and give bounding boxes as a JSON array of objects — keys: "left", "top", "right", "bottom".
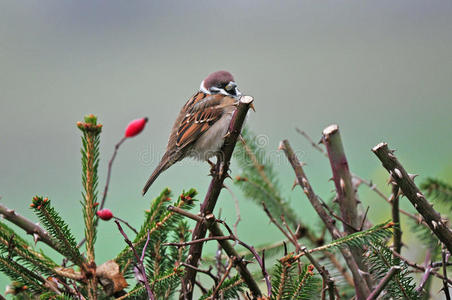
[
  {"left": 96, "top": 209, "right": 114, "bottom": 221},
  {"left": 125, "top": 117, "right": 148, "bottom": 138}
]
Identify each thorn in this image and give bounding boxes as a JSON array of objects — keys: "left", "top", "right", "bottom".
[
  {"left": 416, "top": 192, "right": 424, "bottom": 199},
  {"left": 292, "top": 179, "right": 298, "bottom": 190},
  {"left": 33, "top": 233, "right": 39, "bottom": 245},
  {"left": 432, "top": 221, "right": 438, "bottom": 230},
  {"left": 408, "top": 173, "right": 418, "bottom": 180},
  {"left": 303, "top": 188, "right": 309, "bottom": 195},
  {"left": 223, "top": 132, "right": 231, "bottom": 139},
  {"left": 278, "top": 141, "right": 285, "bottom": 151},
  {"left": 249, "top": 103, "right": 256, "bottom": 112},
  {"left": 302, "top": 178, "right": 308, "bottom": 186},
  {"left": 340, "top": 178, "right": 346, "bottom": 191},
  {"left": 394, "top": 168, "right": 402, "bottom": 179}
]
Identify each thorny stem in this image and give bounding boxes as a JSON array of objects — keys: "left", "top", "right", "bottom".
[
  {"left": 280, "top": 139, "right": 370, "bottom": 299},
  {"left": 169, "top": 206, "right": 268, "bottom": 298},
  {"left": 0, "top": 203, "right": 57, "bottom": 250},
  {"left": 181, "top": 96, "right": 255, "bottom": 300},
  {"left": 322, "top": 124, "right": 372, "bottom": 291},
  {"left": 391, "top": 184, "right": 402, "bottom": 255},
  {"left": 442, "top": 246, "right": 451, "bottom": 300},
  {"left": 372, "top": 142, "right": 452, "bottom": 253},
  {"left": 297, "top": 128, "right": 422, "bottom": 225},
  {"left": 416, "top": 250, "right": 432, "bottom": 292},
  {"left": 115, "top": 221, "right": 154, "bottom": 300},
  {"left": 210, "top": 259, "right": 234, "bottom": 300}
]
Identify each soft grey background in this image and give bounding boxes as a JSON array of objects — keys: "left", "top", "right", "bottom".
[{"left": 1, "top": 1, "right": 451, "bottom": 298}]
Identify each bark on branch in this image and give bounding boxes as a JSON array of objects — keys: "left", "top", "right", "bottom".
[
  {"left": 180, "top": 96, "right": 255, "bottom": 300},
  {"left": 0, "top": 203, "right": 57, "bottom": 250},
  {"left": 372, "top": 142, "right": 452, "bottom": 253},
  {"left": 280, "top": 139, "right": 370, "bottom": 299}
]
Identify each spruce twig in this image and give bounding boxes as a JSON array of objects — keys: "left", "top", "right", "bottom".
[{"left": 78, "top": 114, "right": 102, "bottom": 299}]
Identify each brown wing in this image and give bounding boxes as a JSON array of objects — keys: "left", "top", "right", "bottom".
[{"left": 166, "top": 92, "right": 236, "bottom": 152}]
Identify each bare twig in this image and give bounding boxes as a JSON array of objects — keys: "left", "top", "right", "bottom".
[
  {"left": 181, "top": 96, "right": 255, "bottom": 300},
  {"left": 210, "top": 259, "right": 234, "bottom": 300},
  {"left": 391, "top": 250, "right": 452, "bottom": 285},
  {"left": 262, "top": 203, "right": 296, "bottom": 245},
  {"left": 280, "top": 139, "right": 370, "bottom": 299},
  {"left": 372, "top": 142, "right": 452, "bottom": 253},
  {"left": 366, "top": 266, "right": 401, "bottom": 300},
  {"left": 416, "top": 250, "right": 432, "bottom": 292},
  {"left": 99, "top": 137, "right": 126, "bottom": 214},
  {"left": 180, "top": 263, "right": 218, "bottom": 285},
  {"left": 113, "top": 216, "right": 138, "bottom": 235},
  {"left": 223, "top": 184, "right": 241, "bottom": 238},
  {"left": 115, "top": 221, "right": 154, "bottom": 300},
  {"left": 391, "top": 184, "right": 402, "bottom": 255},
  {"left": 442, "top": 246, "right": 451, "bottom": 300},
  {"left": 0, "top": 203, "right": 57, "bottom": 249}
]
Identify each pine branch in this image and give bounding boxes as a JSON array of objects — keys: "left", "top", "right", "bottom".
[
  {"left": 0, "top": 222, "right": 58, "bottom": 277},
  {"left": 293, "top": 222, "right": 394, "bottom": 259},
  {"left": 372, "top": 142, "right": 452, "bottom": 254},
  {"left": 420, "top": 178, "right": 452, "bottom": 211},
  {"left": 366, "top": 242, "right": 420, "bottom": 299},
  {"left": 115, "top": 189, "right": 196, "bottom": 273},
  {"left": 182, "top": 95, "right": 255, "bottom": 300},
  {"left": 235, "top": 129, "right": 300, "bottom": 230},
  {"left": 0, "top": 255, "right": 47, "bottom": 293},
  {"left": 30, "top": 196, "right": 85, "bottom": 268}
]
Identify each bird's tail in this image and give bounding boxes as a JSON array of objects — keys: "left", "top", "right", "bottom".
[{"left": 142, "top": 159, "right": 171, "bottom": 196}]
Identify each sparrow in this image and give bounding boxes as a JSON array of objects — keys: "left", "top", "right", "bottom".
[{"left": 142, "top": 70, "right": 242, "bottom": 195}]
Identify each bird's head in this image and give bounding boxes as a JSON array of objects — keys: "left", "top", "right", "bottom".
[{"left": 200, "top": 70, "right": 241, "bottom": 98}]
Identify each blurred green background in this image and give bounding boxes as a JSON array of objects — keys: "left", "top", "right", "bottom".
[{"left": 1, "top": 0, "right": 451, "bottom": 298}]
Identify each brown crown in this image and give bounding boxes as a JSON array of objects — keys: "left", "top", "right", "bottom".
[{"left": 203, "top": 70, "right": 235, "bottom": 90}]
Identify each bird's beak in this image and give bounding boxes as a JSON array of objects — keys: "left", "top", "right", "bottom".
[{"left": 225, "top": 81, "right": 242, "bottom": 97}]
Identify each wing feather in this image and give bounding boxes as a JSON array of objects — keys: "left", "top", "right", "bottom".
[{"left": 171, "top": 92, "right": 236, "bottom": 149}]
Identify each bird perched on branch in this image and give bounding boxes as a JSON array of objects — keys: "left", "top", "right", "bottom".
[{"left": 142, "top": 70, "right": 243, "bottom": 195}]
